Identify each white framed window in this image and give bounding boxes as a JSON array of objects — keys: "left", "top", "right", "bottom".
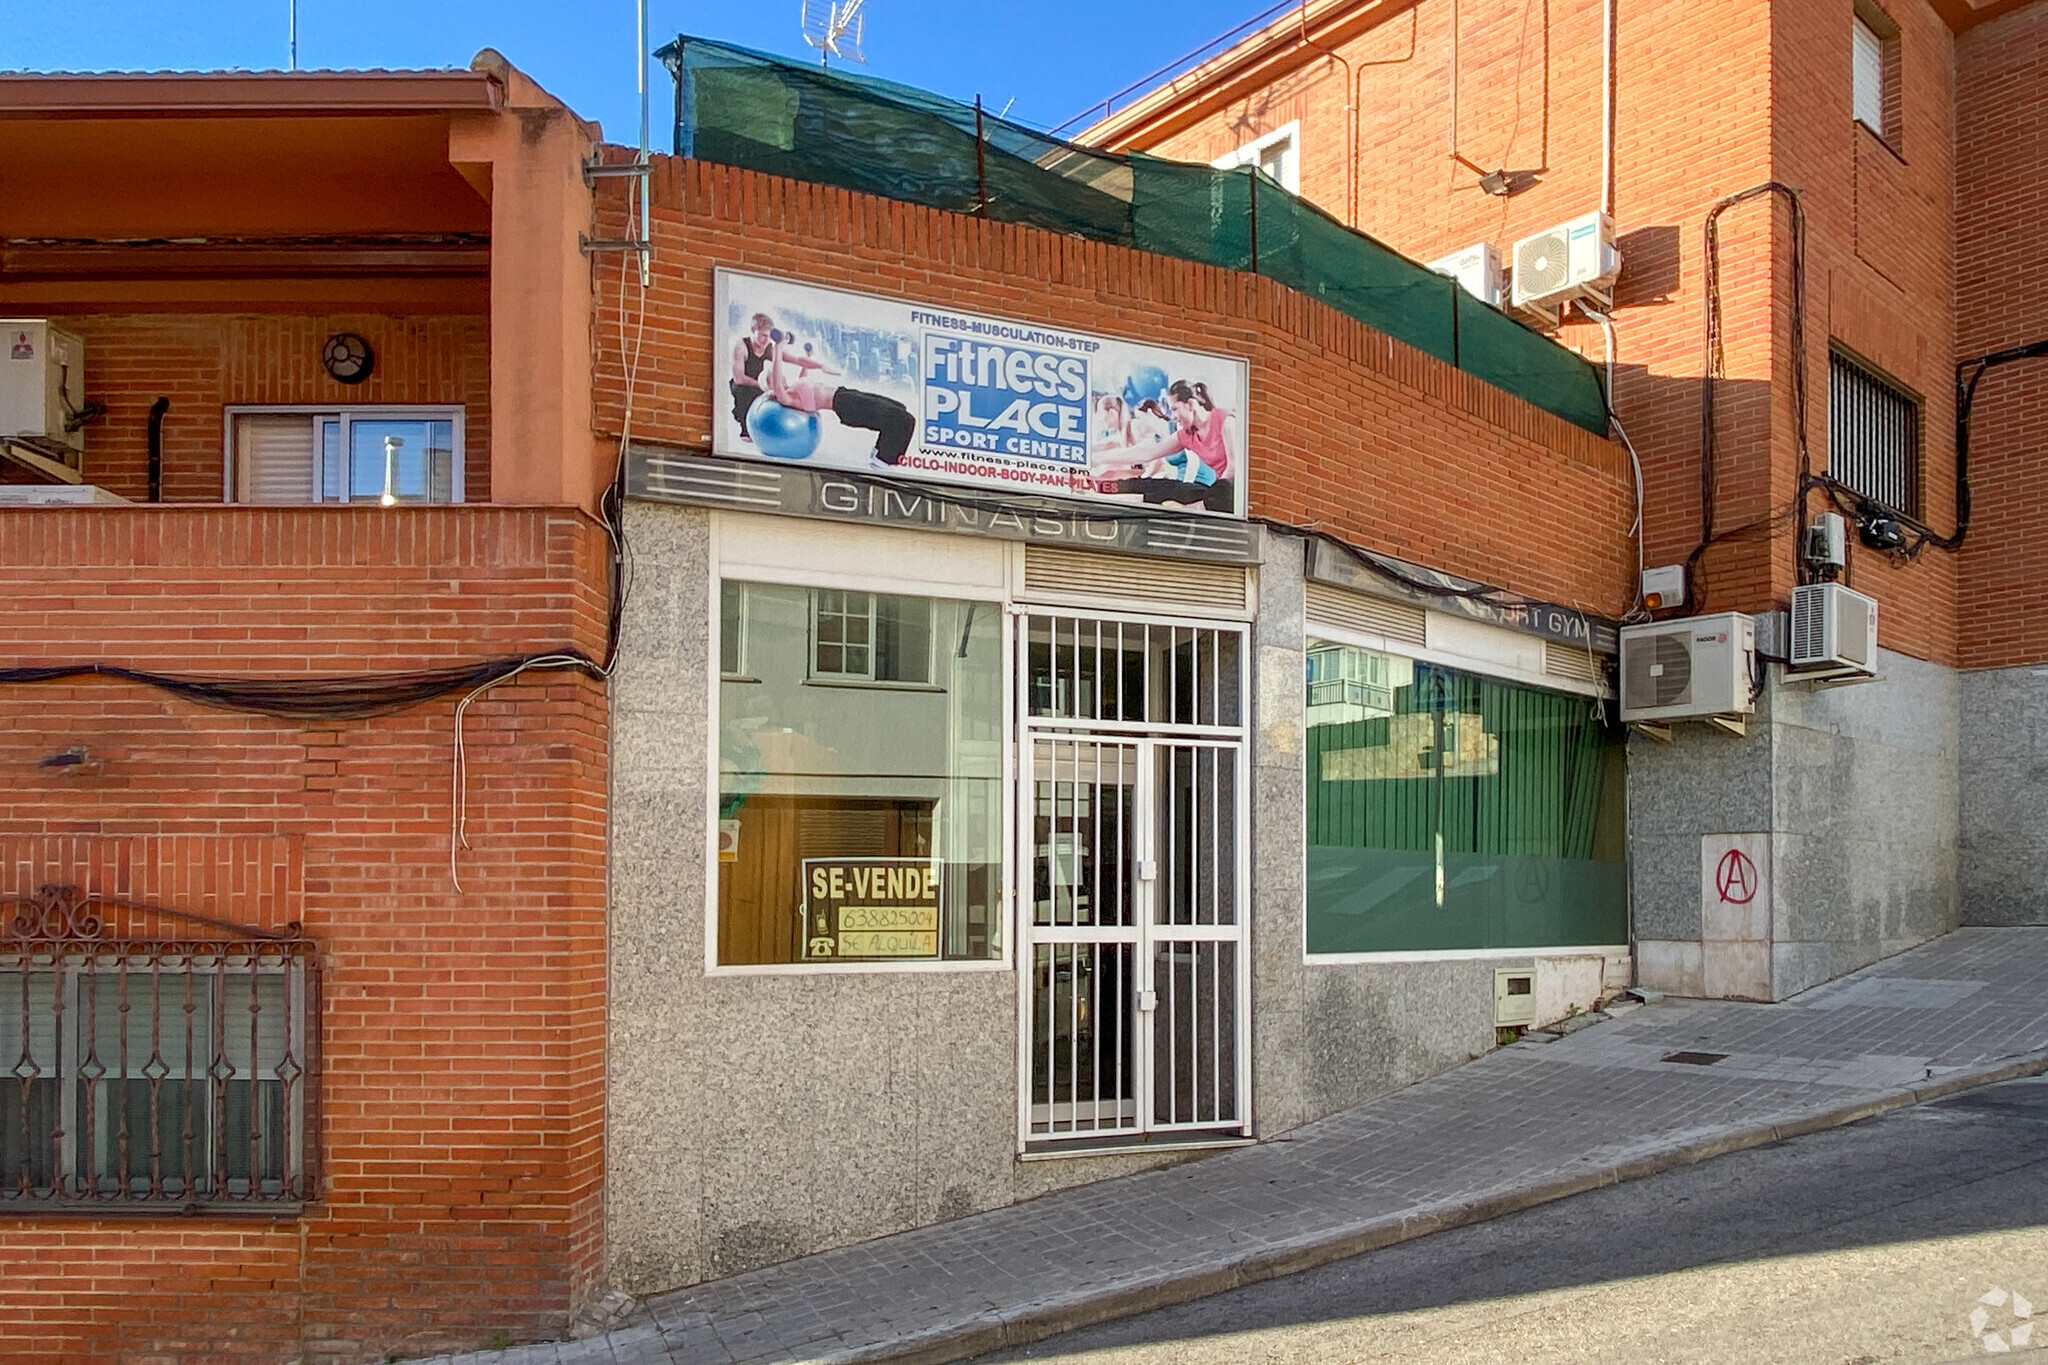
[
  {"left": 1851, "top": 3, "right": 1898, "bottom": 143},
  {"left": 1213, "top": 120, "right": 1300, "bottom": 194},
  {"left": 720, "top": 581, "right": 750, "bottom": 678},
  {"left": 716, "top": 580, "right": 1003, "bottom": 968},
  {"left": 226, "top": 406, "right": 464, "bottom": 505},
  {"left": 1300, "top": 636, "right": 1628, "bottom": 960},
  {"left": 808, "top": 589, "right": 934, "bottom": 685}
]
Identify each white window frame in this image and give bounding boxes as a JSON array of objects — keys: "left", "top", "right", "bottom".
[
  {"left": 719, "top": 581, "right": 752, "bottom": 680},
  {"left": 223, "top": 405, "right": 466, "bottom": 505},
  {"left": 1213, "top": 120, "right": 1301, "bottom": 194},
  {"left": 806, "top": 589, "right": 938, "bottom": 687},
  {"left": 1297, "top": 617, "right": 1627, "bottom": 967},
  {"left": 1851, "top": 14, "right": 1885, "bottom": 135},
  {"left": 705, "top": 515, "right": 1016, "bottom": 977}
]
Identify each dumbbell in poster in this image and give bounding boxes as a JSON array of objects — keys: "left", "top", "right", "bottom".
[{"left": 713, "top": 268, "right": 1250, "bottom": 518}]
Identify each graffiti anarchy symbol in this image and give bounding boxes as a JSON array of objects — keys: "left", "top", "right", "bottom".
[{"left": 1715, "top": 848, "right": 1758, "bottom": 905}]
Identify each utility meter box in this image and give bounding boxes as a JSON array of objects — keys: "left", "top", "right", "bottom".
[{"left": 1495, "top": 968, "right": 1538, "bottom": 1028}]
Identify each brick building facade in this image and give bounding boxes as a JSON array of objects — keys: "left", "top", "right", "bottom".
[
  {"left": 0, "top": 61, "right": 612, "bottom": 1363},
  {"left": 588, "top": 81, "right": 1639, "bottom": 1293},
  {"left": 1082, "top": 0, "right": 2048, "bottom": 997},
  {"left": 6, "top": 2, "right": 2042, "bottom": 1357}
]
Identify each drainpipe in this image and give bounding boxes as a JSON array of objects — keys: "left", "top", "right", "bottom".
[
  {"left": 1298, "top": 0, "right": 1357, "bottom": 225},
  {"left": 1448, "top": 0, "right": 1463, "bottom": 170},
  {"left": 1601, "top": 0, "right": 1616, "bottom": 217},
  {"left": 146, "top": 397, "right": 168, "bottom": 503}
]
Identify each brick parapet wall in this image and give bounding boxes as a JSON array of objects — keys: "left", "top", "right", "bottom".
[
  {"left": 0, "top": 506, "right": 611, "bottom": 1364},
  {"left": 591, "top": 156, "right": 1636, "bottom": 617}
]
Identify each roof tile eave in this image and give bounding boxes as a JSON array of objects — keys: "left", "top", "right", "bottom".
[{"left": 0, "top": 68, "right": 503, "bottom": 117}]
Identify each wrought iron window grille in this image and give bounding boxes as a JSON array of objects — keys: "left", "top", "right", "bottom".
[{"left": 1, "top": 884, "right": 318, "bottom": 1213}]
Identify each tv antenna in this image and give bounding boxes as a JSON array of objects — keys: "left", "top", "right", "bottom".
[{"left": 800, "top": 0, "right": 868, "bottom": 66}]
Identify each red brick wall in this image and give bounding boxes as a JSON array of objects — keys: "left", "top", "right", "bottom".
[
  {"left": 0, "top": 507, "right": 610, "bottom": 1365},
  {"left": 1956, "top": 3, "right": 2048, "bottom": 668},
  {"left": 1110, "top": 0, "right": 1971, "bottom": 664},
  {"left": 591, "top": 158, "right": 1636, "bottom": 616},
  {"left": 21, "top": 314, "right": 491, "bottom": 506},
  {"left": 1775, "top": 0, "right": 1960, "bottom": 665}
]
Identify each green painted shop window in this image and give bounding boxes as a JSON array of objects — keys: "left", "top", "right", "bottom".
[{"left": 1304, "top": 643, "right": 1626, "bottom": 954}]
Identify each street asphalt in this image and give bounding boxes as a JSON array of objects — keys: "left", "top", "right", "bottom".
[
  {"left": 977, "top": 1075, "right": 2048, "bottom": 1365},
  {"left": 426, "top": 929, "right": 2048, "bottom": 1365}
]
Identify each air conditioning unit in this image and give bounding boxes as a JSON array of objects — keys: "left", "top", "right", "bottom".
[
  {"left": 1510, "top": 211, "right": 1621, "bottom": 323},
  {"left": 1618, "top": 612, "right": 1755, "bottom": 722},
  {"left": 0, "top": 484, "right": 128, "bottom": 506},
  {"left": 1, "top": 319, "right": 87, "bottom": 483},
  {"left": 1789, "top": 582, "right": 1877, "bottom": 678},
  {"left": 1428, "top": 242, "right": 1503, "bottom": 308}
]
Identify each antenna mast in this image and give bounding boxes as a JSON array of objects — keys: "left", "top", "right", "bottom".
[{"left": 800, "top": 0, "right": 868, "bottom": 68}]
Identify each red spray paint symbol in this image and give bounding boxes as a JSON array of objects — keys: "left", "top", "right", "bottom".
[{"left": 1715, "top": 848, "right": 1758, "bottom": 905}]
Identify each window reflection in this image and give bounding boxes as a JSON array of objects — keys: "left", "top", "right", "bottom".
[
  {"left": 1305, "top": 641, "right": 1627, "bottom": 953},
  {"left": 345, "top": 419, "right": 456, "bottom": 504},
  {"left": 717, "top": 583, "right": 1002, "bottom": 965}
]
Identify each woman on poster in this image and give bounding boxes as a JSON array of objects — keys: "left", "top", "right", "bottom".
[{"left": 1092, "top": 379, "right": 1237, "bottom": 513}]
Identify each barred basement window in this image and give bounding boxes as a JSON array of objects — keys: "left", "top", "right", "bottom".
[
  {"left": 1828, "top": 349, "right": 1921, "bottom": 516},
  {"left": 1, "top": 885, "right": 317, "bottom": 1210}
]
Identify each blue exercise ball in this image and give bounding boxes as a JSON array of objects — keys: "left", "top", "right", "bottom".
[
  {"left": 747, "top": 395, "right": 822, "bottom": 460},
  {"left": 1122, "top": 364, "right": 1170, "bottom": 411}
]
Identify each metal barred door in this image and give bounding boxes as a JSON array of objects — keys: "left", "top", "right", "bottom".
[{"left": 1019, "top": 611, "right": 1248, "bottom": 1144}]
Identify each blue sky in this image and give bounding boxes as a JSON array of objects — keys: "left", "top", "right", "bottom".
[{"left": 1, "top": 0, "right": 1276, "bottom": 138}]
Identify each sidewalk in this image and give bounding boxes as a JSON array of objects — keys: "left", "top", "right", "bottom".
[{"left": 431, "top": 927, "right": 2048, "bottom": 1365}]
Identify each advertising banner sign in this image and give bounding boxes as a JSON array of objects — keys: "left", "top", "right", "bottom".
[
  {"left": 801, "top": 857, "right": 941, "bottom": 961},
  {"left": 714, "top": 269, "right": 1250, "bottom": 518}
]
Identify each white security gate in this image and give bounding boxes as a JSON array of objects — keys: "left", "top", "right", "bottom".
[{"left": 1017, "top": 612, "right": 1249, "bottom": 1143}]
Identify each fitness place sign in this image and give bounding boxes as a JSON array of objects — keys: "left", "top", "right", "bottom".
[{"left": 713, "top": 268, "right": 1250, "bottom": 518}]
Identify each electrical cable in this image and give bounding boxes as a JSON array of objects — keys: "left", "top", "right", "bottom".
[
  {"left": 0, "top": 655, "right": 599, "bottom": 721},
  {"left": 1578, "top": 305, "right": 1648, "bottom": 621},
  {"left": 1690, "top": 180, "right": 1810, "bottom": 614},
  {"left": 1859, "top": 334, "right": 2048, "bottom": 558},
  {"left": 448, "top": 653, "right": 592, "bottom": 892},
  {"left": 599, "top": 155, "right": 652, "bottom": 675}
]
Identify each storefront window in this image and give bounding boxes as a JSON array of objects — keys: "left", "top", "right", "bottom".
[
  {"left": 717, "top": 581, "right": 1004, "bottom": 966},
  {"left": 1305, "top": 642, "right": 1626, "bottom": 954}
]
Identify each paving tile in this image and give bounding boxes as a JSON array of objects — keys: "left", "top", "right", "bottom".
[{"left": 418, "top": 927, "right": 2048, "bottom": 1365}]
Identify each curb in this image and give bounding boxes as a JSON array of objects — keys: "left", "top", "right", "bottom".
[{"left": 796, "top": 1046, "right": 2048, "bottom": 1365}]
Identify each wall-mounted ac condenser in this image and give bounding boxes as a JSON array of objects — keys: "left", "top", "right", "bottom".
[
  {"left": 1428, "top": 242, "right": 1504, "bottom": 308},
  {"left": 1510, "top": 211, "right": 1620, "bottom": 324},
  {"left": 1789, "top": 582, "right": 1878, "bottom": 679},
  {"left": 1618, "top": 613, "right": 1755, "bottom": 722},
  {"left": 1, "top": 319, "right": 87, "bottom": 482}
]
